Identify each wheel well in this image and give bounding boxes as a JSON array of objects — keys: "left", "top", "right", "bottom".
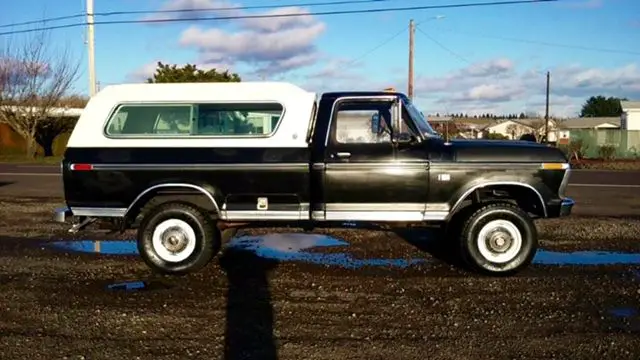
[
  {"left": 125, "top": 188, "right": 219, "bottom": 228},
  {"left": 450, "top": 184, "right": 546, "bottom": 219}
]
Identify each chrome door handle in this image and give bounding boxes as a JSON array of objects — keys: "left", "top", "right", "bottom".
[{"left": 334, "top": 152, "right": 351, "bottom": 158}]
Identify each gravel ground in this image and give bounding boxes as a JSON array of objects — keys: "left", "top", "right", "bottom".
[{"left": 0, "top": 192, "right": 639, "bottom": 360}]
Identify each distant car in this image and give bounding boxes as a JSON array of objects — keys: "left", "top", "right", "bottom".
[{"left": 53, "top": 82, "right": 574, "bottom": 276}]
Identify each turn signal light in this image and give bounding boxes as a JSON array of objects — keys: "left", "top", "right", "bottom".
[{"left": 540, "top": 163, "right": 570, "bottom": 170}]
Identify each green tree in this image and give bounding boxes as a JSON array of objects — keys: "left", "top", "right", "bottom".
[
  {"left": 146, "top": 62, "right": 242, "bottom": 83},
  {"left": 579, "top": 95, "right": 627, "bottom": 117},
  {"left": 484, "top": 132, "right": 509, "bottom": 140},
  {"left": 146, "top": 62, "right": 251, "bottom": 133}
]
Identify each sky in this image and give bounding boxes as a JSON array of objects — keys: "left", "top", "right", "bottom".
[{"left": 1, "top": 0, "right": 639, "bottom": 118}]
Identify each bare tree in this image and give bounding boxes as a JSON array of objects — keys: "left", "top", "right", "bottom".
[
  {"left": 505, "top": 124, "right": 525, "bottom": 139},
  {"left": 0, "top": 24, "right": 81, "bottom": 157}
]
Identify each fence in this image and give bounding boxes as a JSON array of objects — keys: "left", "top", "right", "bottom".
[{"left": 569, "top": 129, "right": 640, "bottom": 159}]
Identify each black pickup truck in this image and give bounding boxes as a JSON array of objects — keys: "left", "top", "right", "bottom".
[{"left": 53, "top": 82, "right": 574, "bottom": 276}]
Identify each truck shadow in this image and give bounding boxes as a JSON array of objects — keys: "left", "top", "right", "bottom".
[
  {"left": 390, "top": 227, "right": 467, "bottom": 270},
  {"left": 218, "top": 246, "right": 279, "bottom": 360}
]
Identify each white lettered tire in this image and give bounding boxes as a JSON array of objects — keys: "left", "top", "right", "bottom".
[
  {"left": 458, "top": 202, "right": 538, "bottom": 276},
  {"left": 137, "top": 202, "right": 220, "bottom": 275}
]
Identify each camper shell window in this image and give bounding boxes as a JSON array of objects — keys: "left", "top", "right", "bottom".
[{"left": 104, "top": 102, "right": 285, "bottom": 137}]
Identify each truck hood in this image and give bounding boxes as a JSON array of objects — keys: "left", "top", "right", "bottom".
[{"left": 446, "top": 139, "right": 568, "bottom": 163}]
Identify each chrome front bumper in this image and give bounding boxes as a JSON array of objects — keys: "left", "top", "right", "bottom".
[{"left": 559, "top": 197, "right": 574, "bottom": 217}]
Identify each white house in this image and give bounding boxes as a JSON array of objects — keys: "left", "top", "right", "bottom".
[
  {"left": 621, "top": 101, "right": 640, "bottom": 130},
  {"left": 553, "top": 117, "right": 621, "bottom": 144},
  {"left": 482, "top": 118, "right": 556, "bottom": 140},
  {"left": 483, "top": 119, "right": 533, "bottom": 140}
]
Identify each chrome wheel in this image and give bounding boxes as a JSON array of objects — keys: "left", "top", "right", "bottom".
[
  {"left": 151, "top": 219, "right": 197, "bottom": 263},
  {"left": 476, "top": 219, "right": 522, "bottom": 264}
]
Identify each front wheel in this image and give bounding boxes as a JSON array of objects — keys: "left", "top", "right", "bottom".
[
  {"left": 458, "top": 202, "right": 538, "bottom": 276},
  {"left": 137, "top": 202, "right": 221, "bottom": 275}
]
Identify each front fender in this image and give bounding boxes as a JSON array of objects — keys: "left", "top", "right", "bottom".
[{"left": 445, "top": 170, "right": 552, "bottom": 219}]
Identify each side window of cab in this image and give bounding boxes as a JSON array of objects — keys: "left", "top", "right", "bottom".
[{"left": 333, "top": 98, "right": 396, "bottom": 144}]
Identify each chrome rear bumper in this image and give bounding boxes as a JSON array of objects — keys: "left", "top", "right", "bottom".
[{"left": 54, "top": 207, "right": 72, "bottom": 223}]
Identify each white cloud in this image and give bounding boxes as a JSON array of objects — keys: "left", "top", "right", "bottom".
[
  {"left": 265, "top": 55, "right": 640, "bottom": 118},
  {"left": 453, "top": 83, "right": 522, "bottom": 102},
  {"left": 240, "top": 7, "right": 318, "bottom": 32},
  {"left": 411, "top": 59, "right": 640, "bottom": 117},
  {"left": 136, "top": 0, "right": 326, "bottom": 77},
  {"left": 461, "top": 58, "right": 514, "bottom": 77},
  {"left": 142, "top": 0, "right": 243, "bottom": 21},
  {"left": 179, "top": 20, "right": 325, "bottom": 63},
  {"left": 126, "top": 62, "right": 159, "bottom": 82},
  {"left": 299, "top": 58, "right": 392, "bottom": 94},
  {"left": 128, "top": 1, "right": 637, "bottom": 119}
]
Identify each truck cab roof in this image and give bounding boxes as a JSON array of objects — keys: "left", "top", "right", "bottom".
[{"left": 319, "top": 91, "right": 406, "bottom": 99}]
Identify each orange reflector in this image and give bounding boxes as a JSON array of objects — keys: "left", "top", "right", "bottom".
[{"left": 541, "top": 163, "right": 569, "bottom": 170}]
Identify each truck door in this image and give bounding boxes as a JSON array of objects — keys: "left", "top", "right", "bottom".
[
  {"left": 392, "top": 97, "right": 434, "bottom": 218},
  {"left": 318, "top": 95, "right": 428, "bottom": 222}
]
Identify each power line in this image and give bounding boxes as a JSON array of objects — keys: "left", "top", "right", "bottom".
[
  {"left": 346, "top": 26, "right": 408, "bottom": 67},
  {"left": 436, "top": 27, "right": 640, "bottom": 56},
  {"left": 340, "top": 16, "right": 442, "bottom": 75},
  {"left": 414, "top": 24, "right": 515, "bottom": 90},
  {"left": 415, "top": 25, "right": 472, "bottom": 65},
  {"left": 414, "top": 24, "right": 552, "bottom": 121},
  {"left": 0, "top": 0, "right": 558, "bottom": 36},
  {"left": 0, "top": 22, "right": 81, "bottom": 36},
  {"left": 416, "top": 24, "right": 549, "bottom": 74},
  {"left": 98, "top": 0, "right": 560, "bottom": 25},
  {"left": 95, "top": 0, "right": 411, "bottom": 17},
  {"left": 0, "top": 0, "right": 407, "bottom": 28},
  {"left": 0, "top": 14, "right": 85, "bottom": 30}
]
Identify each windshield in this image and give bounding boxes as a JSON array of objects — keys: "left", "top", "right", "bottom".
[{"left": 401, "top": 97, "right": 439, "bottom": 137}]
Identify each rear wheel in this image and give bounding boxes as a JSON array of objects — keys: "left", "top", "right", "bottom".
[
  {"left": 457, "top": 202, "right": 538, "bottom": 276},
  {"left": 137, "top": 202, "right": 220, "bottom": 275}
]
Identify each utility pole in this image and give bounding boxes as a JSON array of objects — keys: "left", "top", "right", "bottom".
[
  {"left": 408, "top": 19, "right": 415, "bottom": 101},
  {"left": 87, "top": 0, "right": 97, "bottom": 96},
  {"left": 544, "top": 71, "right": 550, "bottom": 143}
]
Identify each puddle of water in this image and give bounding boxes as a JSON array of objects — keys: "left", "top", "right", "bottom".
[
  {"left": 105, "top": 279, "right": 175, "bottom": 292},
  {"left": 609, "top": 308, "right": 638, "bottom": 318},
  {"left": 48, "top": 235, "right": 424, "bottom": 269},
  {"left": 219, "top": 233, "right": 424, "bottom": 268},
  {"left": 107, "top": 281, "right": 147, "bottom": 291},
  {"left": 50, "top": 239, "right": 138, "bottom": 255},
  {"left": 533, "top": 251, "right": 640, "bottom": 265},
  {"left": 47, "top": 235, "right": 640, "bottom": 268}
]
